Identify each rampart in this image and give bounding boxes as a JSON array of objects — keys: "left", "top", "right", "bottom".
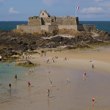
[{"left": 17, "top": 25, "right": 41, "bottom": 33}]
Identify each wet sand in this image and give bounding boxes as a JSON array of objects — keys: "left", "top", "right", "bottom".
[{"left": 0, "top": 47, "right": 110, "bottom": 110}]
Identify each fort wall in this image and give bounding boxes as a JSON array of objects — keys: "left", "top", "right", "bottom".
[
  {"left": 17, "top": 24, "right": 95, "bottom": 34},
  {"left": 55, "top": 17, "right": 78, "bottom": 25},
  {"left": 41, "top": 17, "right": 51, "bottom": 25},
  {"left": 17, "top": 10, "right": 95, "bottom": 33},
  {"left": 58, "top": 25, "right": 78, "bottom": 30},
  {"left": 41, "top": 25, "right": 49, "bottom": 32},
  {"left": 17, "top": 25, "right": 41, "bottom": 33},
  {"left": 28, "top": 17, "right": 41, "bottom": 26},
  {"left": 17, "top": 25, "right": 57, "bottom": 33},
  {"left": 48, "top": 25, "right": 58, "bottom": 32}
]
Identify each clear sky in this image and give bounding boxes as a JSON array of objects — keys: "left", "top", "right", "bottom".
[{"left": 0, "top": 0, "right": 110, "bottom": 21}]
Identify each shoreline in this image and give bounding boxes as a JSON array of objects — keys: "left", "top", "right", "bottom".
[{"left": 0, "top": 46, "right": 110, "bottom": 110}]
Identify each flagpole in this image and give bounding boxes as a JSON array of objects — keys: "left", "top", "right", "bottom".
[
  {"left": 75, "top": 7, "right": 77, "bottom": 17},
  {"left": 74, "top": 1, "right": 79, "bottom": 17},
  {"left": 74, "top": 3, "right": 76, "bottom": 17},
  {"left": 76, "top": 6, "right": 79, "bottom": 17}
]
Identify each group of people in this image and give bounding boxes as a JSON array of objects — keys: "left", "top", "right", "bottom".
[
  {"left": 9, "top": 74, "right": 31, "bottom": 90},
  {"left": 8, "top": 74, "right": 17, "bottom": 89},
  {"left": 83, "top": 60, "right": 95, "bottom": 80}
]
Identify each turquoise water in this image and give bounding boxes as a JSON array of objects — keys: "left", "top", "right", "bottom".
[
  {"left": 0, "top": 62, "right": 28, "bottom": 102},
  {"left": 0, "top": 62, "right": 28, "bottom": 84},
  {"left": 0, "top": 21, "right": 110, "bottom": 32}
]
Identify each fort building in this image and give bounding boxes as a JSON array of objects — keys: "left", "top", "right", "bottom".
[{"left": 17, "top": 10, "right": 96, "bottom": 33}]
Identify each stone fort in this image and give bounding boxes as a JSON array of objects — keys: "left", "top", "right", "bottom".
[{"left": 17, "top": 10, "right": 95, "bottom": 33}]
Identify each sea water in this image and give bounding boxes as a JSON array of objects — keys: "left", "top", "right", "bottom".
[
  {"left": 80, "top": 21, "right": 110, "bottom": 33},
  {"left": 0, "top": 21, "right": 27, "bottom": 31},
  {"left": 0, "top": 62, "right": 28, "bottom": 83},
  {"left": 0, "top": 62, "right": 28, "bottom": 96},
  {"left": 0, "top": 21, "right": 110, "bottom": 32}
]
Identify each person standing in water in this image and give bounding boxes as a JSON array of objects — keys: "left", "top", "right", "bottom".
[
  {"left": 9, "top": 83, "right": 12, "bottom": 95},
  {"left": 9, "top": 83, "right": 11, "bottom": 88},
  {"left": 15, "top": 74, "right": 17, "bottom": 80}
]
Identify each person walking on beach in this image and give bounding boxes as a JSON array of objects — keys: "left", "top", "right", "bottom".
[
  {"left": 90, "top": 60, "right": 95, "bottom": 69},
  {"left": 92, "top": 97, "right": 95, "bottom": 110},
  {"left": 49, "top": 78, "right": 52, "bottom": 85},
  {"left": 52, "top": 58, "right": 55, "bottom": 63},
  {"left": 48, "top": 89, "right": 50, "bottom": 97},
  {"left": 83, "top": 72, "right": 87, "bottom": 80},
  {"left": 28, "top": 81, "right": 31, "bottom": 87},
  {"left": 92, "top": 64, "right": 95, "bottom": 69}
]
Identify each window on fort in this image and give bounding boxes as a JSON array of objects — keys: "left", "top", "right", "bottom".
[{"left": 42, "top": 13, "right": 44, "bottom": 15}]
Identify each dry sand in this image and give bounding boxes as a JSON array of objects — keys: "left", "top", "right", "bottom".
[{"left": 0, "top": 46, "right": 110, "bottom": 110}]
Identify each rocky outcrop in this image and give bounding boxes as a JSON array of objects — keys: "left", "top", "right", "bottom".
[
  {"left": 0, "top": 30, "right": 109, "bottom": 59},
  {"left": 16, "top": 60, "right": 37, "bottom": 67}
]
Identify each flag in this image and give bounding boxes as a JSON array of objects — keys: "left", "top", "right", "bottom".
[
  {"left": 74, "top": 4, "right": 80, "bottom": 16},
  {"left": 76, "top": 6, "right": 80, "bottom": 11}
]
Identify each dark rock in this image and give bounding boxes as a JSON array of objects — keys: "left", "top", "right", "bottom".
[{"left": 0, "top": 30, "right": 109, "bottom": 59}]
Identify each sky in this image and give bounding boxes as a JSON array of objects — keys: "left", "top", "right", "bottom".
[{"left": 0, "top": 0, "right": 110, "bottom": 21}]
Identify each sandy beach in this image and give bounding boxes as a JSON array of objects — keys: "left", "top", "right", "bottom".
[{"left": 0, "top": 46, "right": 110, "bottom": 110}]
